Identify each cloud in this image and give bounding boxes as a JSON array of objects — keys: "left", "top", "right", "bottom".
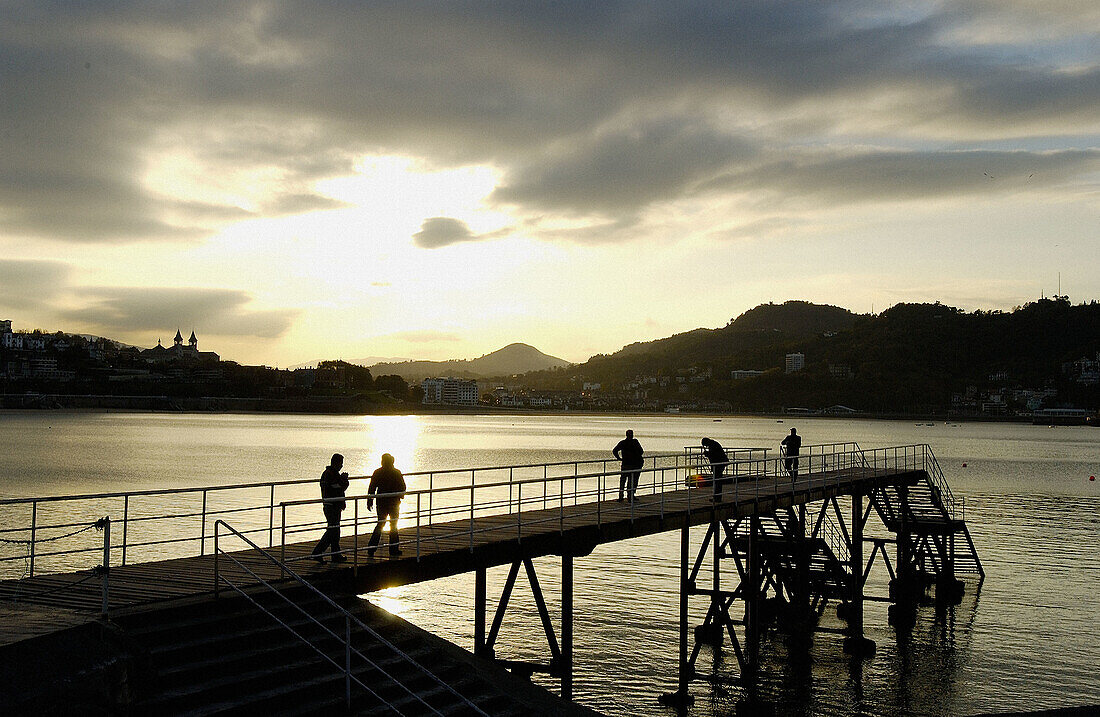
[
  {"left": 0, "top": 260, "right": 72, "bottom": 310},
  {"left": 412, "top": 217, "right": 478, "bottom": 249},
  {"left": 60, "top": 287, "right": 299, "bottom": 339},
  {"left": 703, "top": 148, "right": 1100, "bottom": 204},
  {"left": 1, "top": 0, "right": 1097, "bottom": 245},
  {"left": 492, "top": 119, "right": 756, "bottom": 215}
]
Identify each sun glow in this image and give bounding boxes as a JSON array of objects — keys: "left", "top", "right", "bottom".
[{"left": 356, "top": 414, "right": 422, "bottom": 475}]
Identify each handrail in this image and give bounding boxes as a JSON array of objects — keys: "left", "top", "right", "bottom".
[
  {"left": 3, "top": 444, "right": 947, "bottom": 579},
  {"left": 213, "top": 519, "right": 489, "bottom": 716},
  {"left": 0, "top": 452, "right": 691, "bottom": 506}
]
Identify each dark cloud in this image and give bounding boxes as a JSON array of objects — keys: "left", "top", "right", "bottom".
[
  {"left": 61, "top": 287, "right": 299, "bottom": 339},
  {"left": 412, "top": 217, "right": 477, "bottom": 249},
  {"left": 492, "top": 119, "right": 756, "bottom": 214},
  {"left": 0, "top": 260, "right": 71, "bottom": 310},
  {"left": 702, "top": 148, "right": 1100, "bottom": 204},
  {"left": 1, "top": 0, "right": 1097, "bottom": 244}
]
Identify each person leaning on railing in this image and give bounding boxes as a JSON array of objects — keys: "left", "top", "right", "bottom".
[
  {"left": 366, "top": 453, "right": 407, "bottom": 557},
  {"left": 310, "top": 453, "right": 350, "bottom": 564}
]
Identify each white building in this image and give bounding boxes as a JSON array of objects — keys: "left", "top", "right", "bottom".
[
  {"left": 421, "top": 377, "right": 479, "bottom": 406},
  {"left": 785, "top": 352, "right": 805, "bottom": 374},
  {"left": 731, "top": 370, "right": 764, "bottom": 380}
]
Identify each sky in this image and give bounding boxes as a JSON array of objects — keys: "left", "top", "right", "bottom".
[{"left": 1, "top": 1, "right": 1097, "bottom": 367}]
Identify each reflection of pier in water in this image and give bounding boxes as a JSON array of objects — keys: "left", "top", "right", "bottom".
[{"left": 0, "top": 444, "right": 983, "bottom": 714}]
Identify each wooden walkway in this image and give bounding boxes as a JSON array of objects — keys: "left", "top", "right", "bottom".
[{"left": 0, "top": 466, "right": 919, "bottom": 621}]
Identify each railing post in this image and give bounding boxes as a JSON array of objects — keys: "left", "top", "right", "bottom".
[
  {"left": 101, "top": 516, "right": 110, "bottom": 617},
  {"left": 416, "top": 493, "right": 421, "bottom": 562},
  {"left": 280, "top": 504, "right": 287, "bottom": 579},
  {"left": 28, "top": 501, "right": 36, "bottom": 577},
  {"left": 269, "top": 484, "right": 275, "bottom": 548},
  {"left": 213, "top": 520, "right": 220, "bottom": 598},
  {"left": 121, "top": 495, "right": 129, "bottom": 566},
  {"left": 516, "top": 482, "right": 522, "bottom": 543},
  {"left": 200, "top": 489, "right": 208, "bottom": 556},
  {"left": 470, "top": 473, "right": 476, "bottom": 553},
  {"left": 353, "top": 498, "right": 359, "bottom": 573}
]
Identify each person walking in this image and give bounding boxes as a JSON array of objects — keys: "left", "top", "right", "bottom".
[
  {"left": 310, "top": 453, "right": 350, "bottom": 564},
  {"left": 367, "top": 453, "right": 406, "bottom": 557},
  {"left": 700, "top": 437, "right": 729, "bottom": 500},
  {"left": 781, "top": 427, "right": 802, "bottom": 480},
  {"left": 612, "top": 429, "right": 645, "bottom": 502}
]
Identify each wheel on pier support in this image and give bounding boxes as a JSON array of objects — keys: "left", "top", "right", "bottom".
[
  {"left": 934, "top": 575, "right": 965, "bottom": 605},
  {"left": 694, "top": 622, "right": 724, "bottom": 647},
  {"left": 658, "top": 690, "right": 695, "bottom": 708},
  {"left": 843, "top": 635, "right": 877, "bottom": 657},
  {"left": 887, "top": 603, "right": 916, "bottom": 630}
]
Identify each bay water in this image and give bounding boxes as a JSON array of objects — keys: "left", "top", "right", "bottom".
[{"left": 1, "top": 411, "right": 1098, "bottom": 715}]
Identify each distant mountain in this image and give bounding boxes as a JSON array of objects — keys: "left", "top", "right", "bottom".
[{"left": 370, "top": 343, "right": 570, "bottom": 380}]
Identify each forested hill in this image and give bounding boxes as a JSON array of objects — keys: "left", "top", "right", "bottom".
[
  {"left": 525, "top": 298, "right": 1100, "bottom": 413},
  {"left": 602, "top": 301, "right": 860, "bottom": 362}
]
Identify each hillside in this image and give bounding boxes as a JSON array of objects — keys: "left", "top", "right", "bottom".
[
  {"left": 522, "top": 298, "right": 1100, "bottom": 414},
  {"left": 370, "top": 343, "right": 570, "bottom": 380}
]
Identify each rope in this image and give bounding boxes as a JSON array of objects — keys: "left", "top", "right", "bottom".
[
  {"left": 0, "top": 517, "right": 107, "bottom": 545},
  {"left": 0, "top": 517, "right": 108, "bottom": 586}
]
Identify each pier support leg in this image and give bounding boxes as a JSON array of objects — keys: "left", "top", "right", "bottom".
[
  {"left": 889, "top": 485, "right": 918, "bottom": 630},
  {"left": 474, "top": 566, "right": 487, "bottom": 657},
  {"left": 660, "top": 521, "right": 695, "bottom": 709},
  {"left": 561, "top": 554, "right": 573, "bottom": 701},
  {"left": 745, "top": 515, "right": 761, "bottom": 671},
  {"left": 792, "top": 505, "right": 812, "bottom": 640},
  {"left": 712, "top": 516, "right": 723, "bottom": 646},
  {"left": 844, "top": 493, "right": 875, "bottom": 656}
]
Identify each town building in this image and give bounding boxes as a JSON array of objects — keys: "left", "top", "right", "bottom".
[
  {"left": 140, "top": 329, "right": 220, "bottom": 363},
  {"left": 421, "top": 377, "right": 479, "bottom": 406},
  {"left": 785, "top": 352, "right": 805, "bottom": 374},
  {"left": 731, "top": 370, "right": 764, "bottom": 380}
]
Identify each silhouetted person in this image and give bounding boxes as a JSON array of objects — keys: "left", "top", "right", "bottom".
[
  {"left": 367, "top": 453, "right": 406, "bottom": 557},
  {"left": 310, "top": 453, "right": 349, "bottom": 564},
  {"left": 781, "top": 427, "right": 802, "bottom": 480},
  {"left": 613, "top": 429, "right": 645, "bottom": 502},
  {"left": 701, "top": 437, "right": 729, "bottom": 499}
]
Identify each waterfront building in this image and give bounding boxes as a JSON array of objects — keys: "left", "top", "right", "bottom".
[
  {"left": 421, "top": 377, "right": 478, "bottom": 406},
  {"left": 785, "top": 352, "right": 805, "bottom": 373},
  {"left": 140, "top": 329, "right": 219, "bottom": 363},
  {"left": 731, "top": 369, "right": 764, "bottom": 380}
]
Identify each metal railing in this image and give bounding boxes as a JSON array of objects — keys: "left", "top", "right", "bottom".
[
  {"left": 0, "top": 452, "right": 690, "bottom": 578},
  {"left": 278, "top": 444, "right": 933, "bottom": 568},
  {"left": 0, "top": 515, "right": 112, "bottom": 613},
  {"left": 920, "top": 447, "right": 962, "bottom": 521},
  {"left": 213, "top": 520, "right": 489, "bottom": 716},
  {"left": 3, "top": 445, "right": 948, "bottom": 580}
]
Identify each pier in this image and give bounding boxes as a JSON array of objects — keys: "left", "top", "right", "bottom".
[{"left": 0, "top": 443, "right": 983, "bottom": 714}]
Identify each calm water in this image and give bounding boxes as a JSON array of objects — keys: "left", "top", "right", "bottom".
[{"left": 1, "top": 411, "right": 1099, "bottom": 716}]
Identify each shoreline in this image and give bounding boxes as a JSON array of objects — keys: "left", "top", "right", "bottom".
[{"left": 0, "top": 403, "right": 1070, "bottom": 425}]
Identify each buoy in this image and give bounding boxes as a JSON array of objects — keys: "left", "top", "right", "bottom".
[
  {"left": 1091, "top": 476, "right": 1096, "bottom": 482},
  {"left": 962, "top": 462, "right": 967, "bottom": 468}
]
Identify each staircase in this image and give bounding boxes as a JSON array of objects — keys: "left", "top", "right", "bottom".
[
  {"left": 117, "top": 589, "right": 575, "bottom": 716},
  {"left": 725, "top": 512, "right": 851, "bottom": 617},
  {"left": 868, "top": 451, "right": 984, "bottom": 580}
]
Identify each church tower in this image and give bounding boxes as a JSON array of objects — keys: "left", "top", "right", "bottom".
[
  {"left": 173, "top": 328, "right": 183, "bottom": 347},
  {"left": 188, "top": 330, "right": 198, "bottom": 349}
]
